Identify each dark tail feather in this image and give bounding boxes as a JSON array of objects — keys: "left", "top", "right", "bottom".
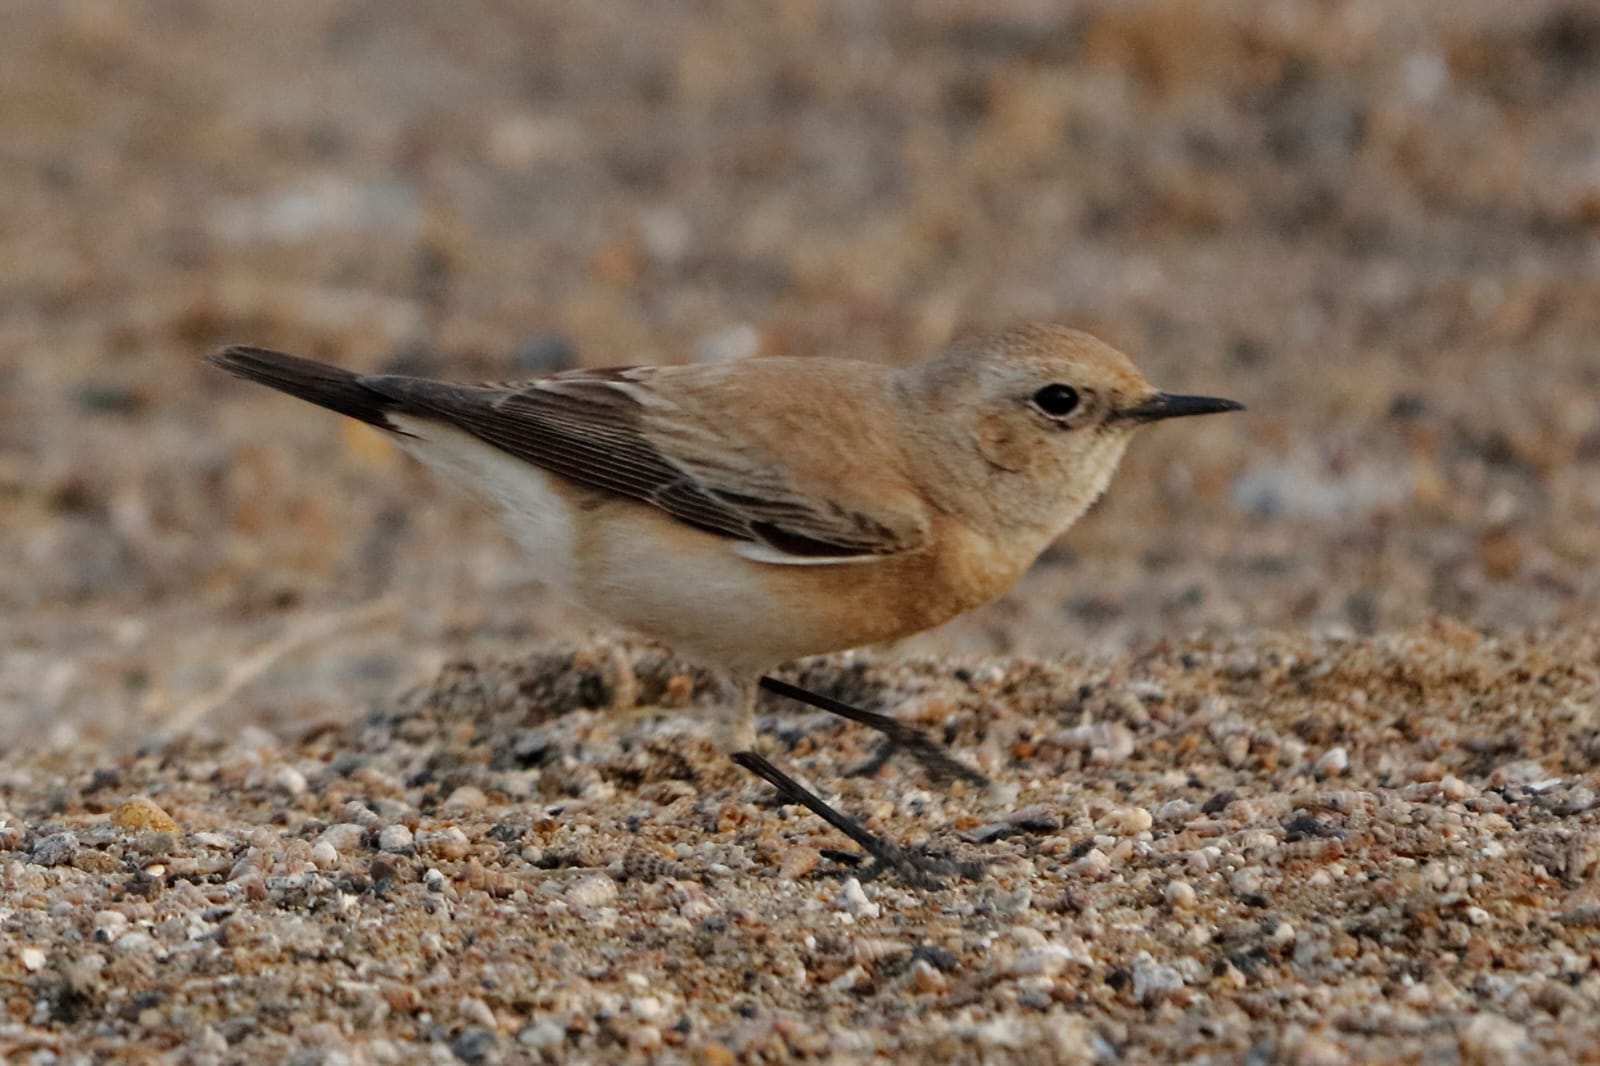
[{"left": 205, "top": 346, "right": 409, "bottom": 434}]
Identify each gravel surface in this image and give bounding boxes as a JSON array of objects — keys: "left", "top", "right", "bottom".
[
  {"left": 3, "top": 2, "right": 1600, "bottom": 1062},
  {"left": 3, "top": 628, "right": 1600, "bottom": 1062}
]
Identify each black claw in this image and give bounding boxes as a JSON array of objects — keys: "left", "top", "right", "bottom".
[{"left": 854, "top": 844, "right": 987, "bottom": 890}]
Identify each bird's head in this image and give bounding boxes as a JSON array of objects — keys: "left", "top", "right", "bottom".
[{"left": 898, "top": 323, "right": 1242, "bottom": 535}]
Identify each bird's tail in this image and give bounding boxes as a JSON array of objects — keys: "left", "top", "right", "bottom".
[{"left": 205, "top": 346, "right": 405, "bottom": 433}]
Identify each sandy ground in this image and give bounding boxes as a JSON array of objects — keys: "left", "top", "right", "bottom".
[
  {"left": 2, "top": 1, "right": 1600, "bottom": 1062},
  {"left": 3, "top": 628, "right": 1599, "bottom": 1062}
]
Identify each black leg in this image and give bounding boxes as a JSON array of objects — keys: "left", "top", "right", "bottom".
[
  {"left": 730, "top": 751, "right": 982, "bottom": 889},
  {"left": 758, "top": 675, "right": 989, "bottom": 788}
]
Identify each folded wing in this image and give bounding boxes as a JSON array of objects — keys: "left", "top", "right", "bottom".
[{"left": 360, "top": 366, "right": 925, "bottom": 563}]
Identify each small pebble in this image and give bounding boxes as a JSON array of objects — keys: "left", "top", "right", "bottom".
[
  {"left": 444, "top": 785, "right": 488, "bottom": 812},
  {"left": 910, "top": 959, "right": 948, "bottom": 994},
  {"left": 630, "top": 995, "right": 668, "bottom": 1022},
  {"left": 1294, "top": 1032, "right": 1350, "bottom": 1066},
  {"left": 94, "top": 911, "right": 128, "bottom": 941},
  {"left": 273, "top": 766, "right": 307, "bottom": 797},
  {"left": 450, "top": 1026, "right": 499, "bottom": 1066},
  {"left": 1313, "top": 747, "right": 1349, "bottom": 778},
  {"left": 114, "top": 797, "right": 178, "bottom": 833},
  {"left": 566, "top": 875, "right": 619, "bottom": 908},
  {"left": 1100, "top": 806, "right": 1153, "bottom": 835},
  {"left": 1165, "top": 880, "right": 1197, "bottom": 909},
  {"left": 629, "top": 1025, "right": 662, "bottom": 1052},
  {"left": 518, "top": 1020, "right": 566, "bottom": 1051},
  {"left": 32, "top": 831, "right": 79, "bottom": 867},
  {"left": 1458, "top": 1013, "right": 1528, "bottom": 1064},
  {"left": 779, "top": 847, "right": 820, "bottom": 880},
  {"left": 965, "top": 822, "right": 1014, "bottom": 845},
  {"left": 377, "top": 824, "right": 414, "bottom": 854},
  {"left": 1131, "top": 952, "right": 1185, "bottom": 1005},
  {"left": 1231, "top": 866, "right": 1266, "bottom": 898},
  {"left": 343, "top": 803, "right": 381, "bottom": 828},
  {"left": 835, "top": 878, "right": 880, "bottom": 919},
  {"left": 459, "top": 995, "right": 496, "bottom": 1029},
  {"left": 421, "top": 826, "right": 471, "bottom": 860},
  {"left": 1069, "top": 847, "right": 1111, "bottom": 879},
  {"left": 318, "top": 823, "right": 367, "bottom": 852},
  {"left": 1156, "top": 800, "right": 1198, "bottom": 825},
  {"left": 699, "top": 1042, "right": 738, "bottom": 1066},
  {"left": 1008, "top": 927, "right": 1047, "bottom": 949},
  {"left": 1006, "top": 804, "right": 1063, "bottom": 832},
  {"left": 1006, "top": 944, "right": 1076, "bottom": 978},
  {"left": 828, "top": 964, "right": 868, "bottom": 992},
  {"left": 114, "top": 930, "right": 157, "bottom": 954},
  {"left": 994, "top": 884, "right": 1032, "bottom": 915},
  {"left": 853, "top": 937, "right": 911, "bottom": 966}
]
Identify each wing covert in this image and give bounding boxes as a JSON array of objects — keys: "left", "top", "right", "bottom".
[{"left": 360, "top": 368, "right": 925, "bottom": 561}]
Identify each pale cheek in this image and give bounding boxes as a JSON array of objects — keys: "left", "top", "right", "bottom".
[{"left": 1054, "top": 435, "right": 1133, "bottom": 525}]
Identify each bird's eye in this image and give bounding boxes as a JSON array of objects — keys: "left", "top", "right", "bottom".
[{"left": 1031, "top": 384, "right": 1080, "bottom": 418}]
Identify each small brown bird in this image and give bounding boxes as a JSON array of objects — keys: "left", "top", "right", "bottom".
[{"left": 208, "top": 323, "right": 1240, "bottom": 885}]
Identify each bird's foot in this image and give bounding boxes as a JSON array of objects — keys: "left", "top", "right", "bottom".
[
  {"left": 758, "top": 675, "right": 988, "bottom": 788},
  {"left": 843, "top": 727, "right": 989, "bottom": 788},
  {"left": 732, "top": 751, "right": 984, "bottom": 889}
]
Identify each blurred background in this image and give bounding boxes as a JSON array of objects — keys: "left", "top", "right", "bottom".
[{"left": 2, "top": 0, "right": 1598, "bottom": 745}]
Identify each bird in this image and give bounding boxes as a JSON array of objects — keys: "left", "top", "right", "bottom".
[{"left": 206, "top": 323, "right": 1241, "bottom": 885}]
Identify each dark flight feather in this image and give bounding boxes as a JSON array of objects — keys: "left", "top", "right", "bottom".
[{"left": 207, "top": 346, "right": 916, "bottom": 559}]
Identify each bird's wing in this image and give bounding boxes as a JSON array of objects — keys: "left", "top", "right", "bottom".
[{"left": 360, "top": 365, "right": 927, "bottom": 563}]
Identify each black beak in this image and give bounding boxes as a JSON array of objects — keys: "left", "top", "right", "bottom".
[{"left": 1117, "top": 392, "right": 1244, "bottom": 423}]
